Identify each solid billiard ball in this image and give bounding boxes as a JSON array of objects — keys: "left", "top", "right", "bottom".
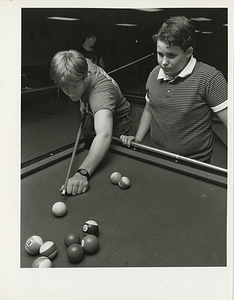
[
  {"left": 81, "top": 235, "right": 99, "bottom": 254},
  {"left": 32, "top": 256, "right": 52, "bottom": 268},
  {"left": 64, "top": 233, "right": 81, "bottom": 248},
  {"left": 82, "top": 220, "right": 99, "bottom": 236},
  {"left": 66, "top": 244, "right": 84, "bottom": 263},
  {"left": 25, "top": 235, "right": 44, "bottom": 255},
  {"left": 110, "top": 172, "right": 122, "bottom": 185},
  {"left": 52, "top": 201, "right": 67, "bottom": 217},
  {"left": 39, "top": 241, "right": 58, "bottom": 259},
  {"left": 118, "top": 176, "right": 130, "bottom": 189}
]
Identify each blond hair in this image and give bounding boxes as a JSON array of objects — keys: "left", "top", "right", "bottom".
[{"left": 50, "top": 50, "right": 88, "bottom": 89}]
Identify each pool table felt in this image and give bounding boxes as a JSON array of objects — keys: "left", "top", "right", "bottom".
[{"left": 21, "top": 147, "right": 226, "bottom": 268}]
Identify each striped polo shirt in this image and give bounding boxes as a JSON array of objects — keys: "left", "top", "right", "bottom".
[{"left": 145, "top": 57, "right": 228, "bottom": 161}]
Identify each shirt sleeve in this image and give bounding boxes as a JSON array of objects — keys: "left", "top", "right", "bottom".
[
  {"left": 212, "top": 100, "right": 228, "bottom": 113},
  {"left": 145, "top": 80, "right": 151, "bottom": 103},
  {"left": 206, "top": 71, "right": 228, "bottom": 112},
  {"left": 89, "top": 91, "right": 116, "bottom": 115},
  {"left": 145, "top": 93, "right": 150, "bottom": 103}
]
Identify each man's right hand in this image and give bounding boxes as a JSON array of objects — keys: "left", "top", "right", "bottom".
[{"left": 60, "top": 173, "right": 89, "bottom": 195}]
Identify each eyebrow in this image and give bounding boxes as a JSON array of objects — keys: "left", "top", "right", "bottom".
[{"left": 157, "top": 49, "right": 177, "bottom": 55}]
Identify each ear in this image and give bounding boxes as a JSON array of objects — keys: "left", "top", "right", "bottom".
[
  {"left": 186, "top": 47, "right": 193, "bottom": 57},
  {"left": 83, "top": 72, "right": 89, "bottom": 83}
]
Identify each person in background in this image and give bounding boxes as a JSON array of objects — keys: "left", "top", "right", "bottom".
[
  {"left": 50, "top": 50, "right": 131, "bottom": 195},
  {"left": 78, "top": 24, "right": 105, "bottom": 69},
  {"left": 121, "top": 16, "right": 228, "bottom": 163}
]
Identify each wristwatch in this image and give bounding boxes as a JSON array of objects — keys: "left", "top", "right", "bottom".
[{"left": 76, "top": 169, "right": 90, "bottom": 180}]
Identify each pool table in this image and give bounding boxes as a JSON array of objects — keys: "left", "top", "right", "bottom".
[{"left": 21, "top": 137, "right": 227, "bottom": 268}]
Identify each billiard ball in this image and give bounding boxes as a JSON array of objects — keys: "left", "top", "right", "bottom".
[
  {"left": 25, "top": 235, "right": 44, "bottom": 255},
  {"left": 81, "top": 235, "right": 99, "bottom": 254},
  {"left": 110, "top": 172, "right": 122, "bottom": 185},
  {"left": 64, "top": 233, "right": 81, "bottom": 248},
  {"left": 32, "top": 256, "right": 52, "bottom": 268},
  {"left": 118, "top": 176, "right": 130, "bottom": 189},
  {"left": 66, "top": 244, "right": 84, "bottom": 263},
  {"left": 39, "top": 241, "right": 58, "bottom": 259},
  {"left": 82, "top": 220, "right": 99, "bottom": 236},
  {"left": 52, "top": 201, "right": 67, "bottom": 217}
]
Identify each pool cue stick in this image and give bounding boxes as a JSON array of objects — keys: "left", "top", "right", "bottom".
[
  {"left": 108, "top": 53, "right": 154, "bottom": 75},
  {"left": 61, "top": 111, "right": 87, "bottom": 195},
  {"left": 130, "top": 140, "right": 227, "bottom": 174}
]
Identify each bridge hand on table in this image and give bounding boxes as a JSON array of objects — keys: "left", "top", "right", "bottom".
[{"left": 60, "top": 173, "right": 89, "bottom": 195}]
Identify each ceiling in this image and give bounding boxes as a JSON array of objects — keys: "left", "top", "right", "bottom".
[
  {"left": 21, "top": 7, "right": 228, "bottom": 80},
  {"left": 22, "top": 7, "right": 227, "bottom": 41}
]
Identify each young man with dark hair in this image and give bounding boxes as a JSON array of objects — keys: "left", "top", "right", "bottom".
[
  {"left": 78, "top": 26, "right": 105, "bottom": 69},
  {"left": 121, "top": 16, "right": 228, "bottom": 163}
]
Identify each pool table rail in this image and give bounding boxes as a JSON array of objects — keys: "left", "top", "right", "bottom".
[
  {"left": 21, "top": 136, "right": 227, "bottom": 188},
  {"left": 111, "top": 137, "right": 227, "bottom": 188},
  {"left": 21, "top": 141, "right": 86, "bottom": 178}
]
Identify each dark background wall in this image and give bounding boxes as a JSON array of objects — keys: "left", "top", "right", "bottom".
[{"left": 21, "top": 7, "right": 228, "bottom": 89}]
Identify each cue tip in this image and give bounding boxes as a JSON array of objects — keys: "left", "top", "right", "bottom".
[{"left": 61, "top": 189, "right": 66, "bottom": 195}]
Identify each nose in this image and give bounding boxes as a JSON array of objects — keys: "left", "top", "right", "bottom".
[
  {"left": 69, "top": 93, "right": 78, "bottom": 101},
  {"left": 162, "top": 56, "right": 169, "bottom": 66}
]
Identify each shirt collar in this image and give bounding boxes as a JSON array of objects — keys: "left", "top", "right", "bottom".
[{"left": 158, "top": 56, "right": 197, "bottom": 81}]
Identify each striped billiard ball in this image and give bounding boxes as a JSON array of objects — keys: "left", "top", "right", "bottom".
[
  {"left": 110, "top": 172, "right": 122, "bottom": 185},
  {"left": 39, "top": 241, "right": 58, "bottom": 259},
  {"left": 32, "top": 256, "right": 52, "bottom": 268},
  {"left": 118, "top": 176, "right": 130, "bottom": 189}
]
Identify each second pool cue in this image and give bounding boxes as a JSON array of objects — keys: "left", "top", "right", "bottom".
[
  {"left": 61, "top": 111, "right": 87, "bottom": 195},
  {"left": 108, "top": 53, "right": 154, "bottom": 75}
]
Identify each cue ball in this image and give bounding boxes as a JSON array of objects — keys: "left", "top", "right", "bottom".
[
  {"left": 81, "top": 235, "right": 99, "bottom": 254},
  {"left": 64, "top": 233, "right": 81, "bottom": 248},
  {"left": 25, "top": 235, "right": 44, "bottom": 255},
  {"left": 118, "top": 176, "right": 130, "bottom": 189},
  {"left": 32, "top": 256, "right": 52, "bottom": 268},
  {"left": 39, "top": 241, "right": 58, "bottom": 259},
  {"left": 52, "top": 201, "right": 67, "bottom": 217},
  {"left": 110, "top": 172, "right": 122, "bottom": 185},
  {"left": 66, "top": 244, "right": 84, "bottom": 263},
  {"left": 82, "top": 220, "right": 99, "bottom": 236}
]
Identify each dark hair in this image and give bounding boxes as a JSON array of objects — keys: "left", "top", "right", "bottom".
[
  {"left": 82, "top": 22, "right": 97, "bottom": 39},
  {"left": 152, "top": 16, "right": 195, "bottom": 51}
]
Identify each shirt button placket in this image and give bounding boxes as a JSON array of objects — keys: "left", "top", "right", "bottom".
[{"left": 166, "top": 82, "right": 171, "bottom": 98}]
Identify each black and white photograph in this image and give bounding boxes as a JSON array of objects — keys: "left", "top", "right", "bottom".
[{"left": 1, "top": 1, "right": 233, "bottom": 300}]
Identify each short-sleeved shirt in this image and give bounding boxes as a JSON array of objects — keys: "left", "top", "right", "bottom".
[
  {"left": 145, "top": 57, "right": 228, "bottom": 161},
  {"left": 81, "top": 59, "right": 130, "bottom": 123}
]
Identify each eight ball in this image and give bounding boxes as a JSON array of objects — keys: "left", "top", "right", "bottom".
[{"left": 82, "top": 220, "right": 99, "bottom": 236}]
